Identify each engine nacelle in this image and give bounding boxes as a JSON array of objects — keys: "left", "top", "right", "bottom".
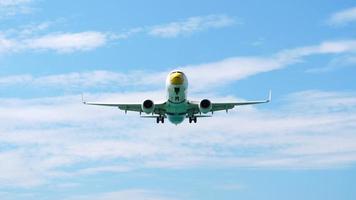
[
  {"left": 142, "top": 99, "right": 155, "bottom": 114},
  {"left": 199, "top": 99, "right": 212, "bottom": 114}
]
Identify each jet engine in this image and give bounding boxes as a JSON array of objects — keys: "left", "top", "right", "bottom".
[
  {"left": 199, "top": 99, "right": 212, "bottom": 114},
  {"left": 142, "top": 99, "right": 155, "bottom": 114}
]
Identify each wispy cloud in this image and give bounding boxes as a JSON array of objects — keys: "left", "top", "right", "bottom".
[
  {"left": 0, "top": 0, "right": 31, "bottom": 6},
  {"left": 114, "top": 14, "right": 236, "bottom": 39},
  {"left": 4, "top": 20, "right": 62, "bottom": 38},
  {"left": 306, "top": 54, "right": 356, "bottom": 73},
  {"left": 0, "top": 90, "right": 356, "bottom": 187},
  {"left": 66, "top": 189, "right": 177, "bottom": 200},
  {"left": 24, "top": 31, "right": 110, "bottom": 53},
  {"left": 327, "top": 6, "right": 356, "bottom": 26},
  {"left": 148, "top": 15, "right": 236, "bottom": 38},
  {"left": 1, "top": 39, "right": 356, "bottom": 91},
  {"left": 0, "top": 34, "right": 16, "bottom": 53},
  {"left": 0, "top": 20, "right": 119, "bottom": 54},
  {"left": 0, "top": 70, "right": 163, "bottom": 90},
  {"left": 0, "top": 31, "right": 113, "bottom": 54},
  {"left": 183, "top": 39, "right": 356, "bottom": 88},
  {"left": 0, "top": 14, "right": 235, "bottom": 54},
  {"left": 0, "top": 0, "right": 34, "bottom": 18},
  {"left": 0, "top": 150, "right": 45, "bottom": 187},
  {"left": 1, "top": 36, "right": 356, "bottom": 188}
]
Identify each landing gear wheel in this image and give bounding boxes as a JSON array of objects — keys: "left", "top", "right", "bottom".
[
  {"left": 189, "top": 117, "right": 197, "bottom": 123},
  {"left": 157, "top": 116, "right": 164, "bottom": 124}
]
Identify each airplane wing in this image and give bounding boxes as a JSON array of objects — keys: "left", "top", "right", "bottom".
[
  {"left": 83, "top": 101, "right": 142, "bottom": 112},
  {"left": 82, "top": 95, "right": 166, "bottom": 114},
  {"left": 188, "top": 91, "right": 271, "bottom": 114}
]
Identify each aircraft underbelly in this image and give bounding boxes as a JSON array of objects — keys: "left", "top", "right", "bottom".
[
  {"left": 167, "top": 115, "right": 185, "bottom": 124},
  {"left": 166, "top": 102, "right": 187, "bottom": 124}
]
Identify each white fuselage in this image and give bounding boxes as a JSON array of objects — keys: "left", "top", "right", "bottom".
[{"left": 165, "top": 71, "right": 189, "bottom": 124}]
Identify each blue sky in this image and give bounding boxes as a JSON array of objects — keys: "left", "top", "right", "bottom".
[{"left": 0, "top": 0, "right": 356, "bottom": 199}]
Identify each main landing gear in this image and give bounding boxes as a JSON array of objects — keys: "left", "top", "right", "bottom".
[
  {"left": 189, "top": 116, "right": 197, "bottom": 123},
  {"left": 156, "top": 116, "right": 165, "bottom": 124}
]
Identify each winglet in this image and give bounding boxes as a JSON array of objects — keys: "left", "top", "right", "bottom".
[
  {"left": 267, "top": 90, "right": 272, "bottom": 102},
  {"left": 81, "top": 93, "right": 86, "bottom": 104}
]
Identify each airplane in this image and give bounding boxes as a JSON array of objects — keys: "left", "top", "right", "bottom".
[{"left": 83, "top": 70, "right": 271, "bottom": 124}]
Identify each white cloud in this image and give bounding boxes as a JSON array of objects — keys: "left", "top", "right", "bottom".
[
  {"left": 1, "top": 38, "right": 356, "bottom": 187},
  {"left": 328, "top": 6, "right": 356, "bottom": 26},
  {"left": 25, "top": 32, "right": 110, "bottom": 53},
  {"left": 306, "top": 54, "right": 356, "bottom": 73},
  {"left": 0, "top": 34, "right": 17, "bottom": 53},
  {"left": 77, "top": 15, "right": 236, "bottom": 40},
  {"left": 148, "top": 15, "right": 236, "bottom": 38},
  {"left": 1, "top": 39, "right": 356, "bottom": 90},
  {"left": 115, "top": 27, "right": 144, "bottom": 39},
  {"left": 251, "top": 38, "right": 265, "bottom": 46},
  {"left": 0, "top": 31, "right": 112, "bottom": 54},
  {"left": 0, "top": 0, "right": 33, "bottom": 17},
  {"left": 0, "top": 14, "right": 235, "bottom": 55},
  {"left": 0, "top": 150, "right": 44, "bottom": 187},
  {"left": 0, "top": 191, "right": 36, "bottom": 200},
  {"left": 13, "top": 21, "right": 53, "bottom": 37},
  {"left": 0, "top": 71, "right": 164, "bottom": 93},
  {"left": 66, "top": 189, "right": 177, "bottom": 200},
  {"left": 0, "top": 0, "right": 31, "bottom": 7},
  {"left": 181, "top": 39, "right": 356, "bottom": 90},
  {"left": 0, "top": 90, "right": 356, "bottom": 187}
]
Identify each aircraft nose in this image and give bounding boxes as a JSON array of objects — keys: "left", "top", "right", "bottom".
[{"left": 170, "top": 72, "right": 184, "bottom": 85}]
